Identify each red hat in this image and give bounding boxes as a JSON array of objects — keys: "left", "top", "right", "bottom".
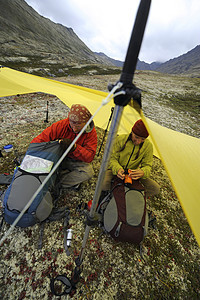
[
  {"left": 132, "top": 119, "right": 149, "bottom": 138},
  {"left": 68, "top": 104, "right": 91, "bottom": 123}
]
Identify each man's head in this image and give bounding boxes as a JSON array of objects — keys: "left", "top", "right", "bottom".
[
  {"left": 131, "top": 119, "right": 149, "bottom": 145},
  {"left": 68, "top": 104, "right": 92, "bottom": 133}
]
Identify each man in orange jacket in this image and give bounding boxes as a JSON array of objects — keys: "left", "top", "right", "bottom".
[{"left": 31, "top": 104, "right": 97, "bottom": 189}]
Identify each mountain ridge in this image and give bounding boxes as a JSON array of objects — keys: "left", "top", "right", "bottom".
[
  {"left": 0, "top": 0, "right": 199, "bottom": 77},
  {"left": 95, "top": 47, "right": 200, "bottom": 76},
  {"left": 155, "top": 45, "right": 200, "bottom": 75}
]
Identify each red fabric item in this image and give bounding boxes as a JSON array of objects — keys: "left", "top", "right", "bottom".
[
  {"left": 132, "top": 119, "right": 149, "bottom": 138},
  {"left": 31, "top": 118, "right": 97, "bottom": 163}
]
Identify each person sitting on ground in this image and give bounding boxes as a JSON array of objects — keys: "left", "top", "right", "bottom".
[
  {"left": 31, "top": 104, "right": 97, "bottom": 189},
  {"left": 102, "top": 119, "right": 160, "bottom": 197}
]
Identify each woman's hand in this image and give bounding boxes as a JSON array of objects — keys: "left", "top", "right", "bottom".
[
  {"left": 129, "top": 168, "right": 144, "bottom": 180},
  {"left": 59, "top": 138, "right": 76, "bottom": 152},
  {"left": 117, "top": 168, "right": 125, "bottom": 180}
]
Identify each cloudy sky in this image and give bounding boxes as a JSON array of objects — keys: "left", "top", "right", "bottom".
[{"left": 25, "top": 0, "right": 199, "bottom": 63}]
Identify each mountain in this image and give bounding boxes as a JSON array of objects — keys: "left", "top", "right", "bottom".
[
  {"left": 95, "top": 47, "right": 200, "bottom": 76},
  {"left": 155, "top": 45, "right": 200, "bottom": 76},
  {"left": 104, "top": 45, "right": 200, "bottom": 76},
  {"left": 95, "top": 52, "right": 123, "bottom": 67},
  {"left": 95, "top": 52, "right": 163, "bottom": 71},
  {"left": 0, "top": 0, "right": 113, "bottom": 66},
  {"left": 0, "top": 0, "right": 199, "bottom": 77},
  {"left": 0, "top": 0, "right": 165, "bottom": 74},
  {"left": 136, "top": 60, "right": 162, "bottom": 71}
]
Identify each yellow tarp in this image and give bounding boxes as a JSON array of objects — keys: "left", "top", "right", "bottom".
[{"left": 0, "top": 67, "right": 200, "bottom": 246}]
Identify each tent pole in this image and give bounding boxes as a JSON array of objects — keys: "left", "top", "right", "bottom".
[{"left": 78, "top": 105, "right": 124, "bottom": 264}]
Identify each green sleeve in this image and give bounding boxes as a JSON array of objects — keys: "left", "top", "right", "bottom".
[
  {"left": 108, "top": 134, "right": 128, "bottom": 175},
  {"left": 140, "top": 141, "right": 153, "bottom": 179}
]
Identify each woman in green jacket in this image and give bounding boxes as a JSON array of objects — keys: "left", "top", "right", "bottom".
[{"left": 102, "top": 119, "right": 160, "bottom": 197}]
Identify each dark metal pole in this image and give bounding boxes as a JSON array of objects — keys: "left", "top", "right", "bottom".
[
  {"left": 120, "top": 0, "right": 151, "bottom": 84},
  {"left": 78, "top": 105, "right": 124, "bottom": 264}
]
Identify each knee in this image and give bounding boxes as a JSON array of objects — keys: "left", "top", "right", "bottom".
[
  {"left": 149, "top": 181, "right": 160, "bottom": 197},
  {"left": 141, "top": 178, "right": 160, "bottom": 197},
  {"left": 84, "top": 164, "right": 94, "bottom": 180},
  {"left": 153, "top": 182, "right": 160, "bottom": 196}
]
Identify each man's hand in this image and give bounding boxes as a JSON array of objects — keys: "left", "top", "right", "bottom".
[
  {"left": 117, "top": 168, "right": 125, "bottom": 180},
  {"left": 129, "top": 168, "right": 144, "bottom": 180},
  {"left": 59, "top": 138, "right": 76, "bottom": 153}
]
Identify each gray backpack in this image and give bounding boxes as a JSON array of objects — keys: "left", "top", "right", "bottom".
[
  {"left": 101, "top": 177, "right": 148, "bottom": 244},
  {"left": 2, "top": 141, "right": 63, "bottom": 227}
]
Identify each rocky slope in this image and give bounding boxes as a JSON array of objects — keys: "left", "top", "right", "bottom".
[
  {"left": 156, "top": 45, "right": 200, "bottom": 76},
  {"left": 0, "top": 0, "right": 110, "bottom": 66}
]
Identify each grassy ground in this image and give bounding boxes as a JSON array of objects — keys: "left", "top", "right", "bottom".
[{"left": 0, "top": 72, "right": 199, "bottom": 299}]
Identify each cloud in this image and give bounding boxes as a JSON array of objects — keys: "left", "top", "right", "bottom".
[
  {"left": 25, "top": 0, "right": 200, "bottom": 63},
  {"left": 140, "top": 0, "right": 200, "bottom": 62}
]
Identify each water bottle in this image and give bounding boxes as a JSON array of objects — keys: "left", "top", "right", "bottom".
[{"left": 66, "top": 229, "right": 72, "bottom": 247}]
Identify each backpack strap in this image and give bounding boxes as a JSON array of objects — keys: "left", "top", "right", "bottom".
[
  {"left": 124, "top": 141, "right": 144, "bottom": 171},
  {"left": 124, "top": 146, "right": 135, "bottom": 171},
  {"left": 37, "top": 208, "right": 70, "bottom": 249},
  {"left": 38, "top": 221, "right": 45, "bottom": 249}
]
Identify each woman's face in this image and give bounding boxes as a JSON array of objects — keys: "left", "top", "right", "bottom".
[
  {"left": 131, "top": 132, "right": 146, "bottom": 145},
  {"left": 69, "top": 119, "right": 86, "bottom": 133}
]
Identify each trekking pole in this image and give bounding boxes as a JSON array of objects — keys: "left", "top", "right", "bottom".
[
  {"left": 50, "top": 0, "right": 151, "bottom": 295},
  {"left": 97, "top": 107, "right": 114, "bottom": 157},
  {"left": 44, "top": 101, "right": 49, "bottom": 123}
]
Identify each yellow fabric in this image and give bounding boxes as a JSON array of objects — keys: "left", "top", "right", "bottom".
[{"left": 0, "top": 67, "right": 199, "bottom": 246}]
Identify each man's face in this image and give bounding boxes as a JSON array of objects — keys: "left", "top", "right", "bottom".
[
  {"left": 69, "top": 119, "right": 86, "bottom": 133},
  {"left": 131, "top": 132, "right": 146, "bottom": 145}
]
